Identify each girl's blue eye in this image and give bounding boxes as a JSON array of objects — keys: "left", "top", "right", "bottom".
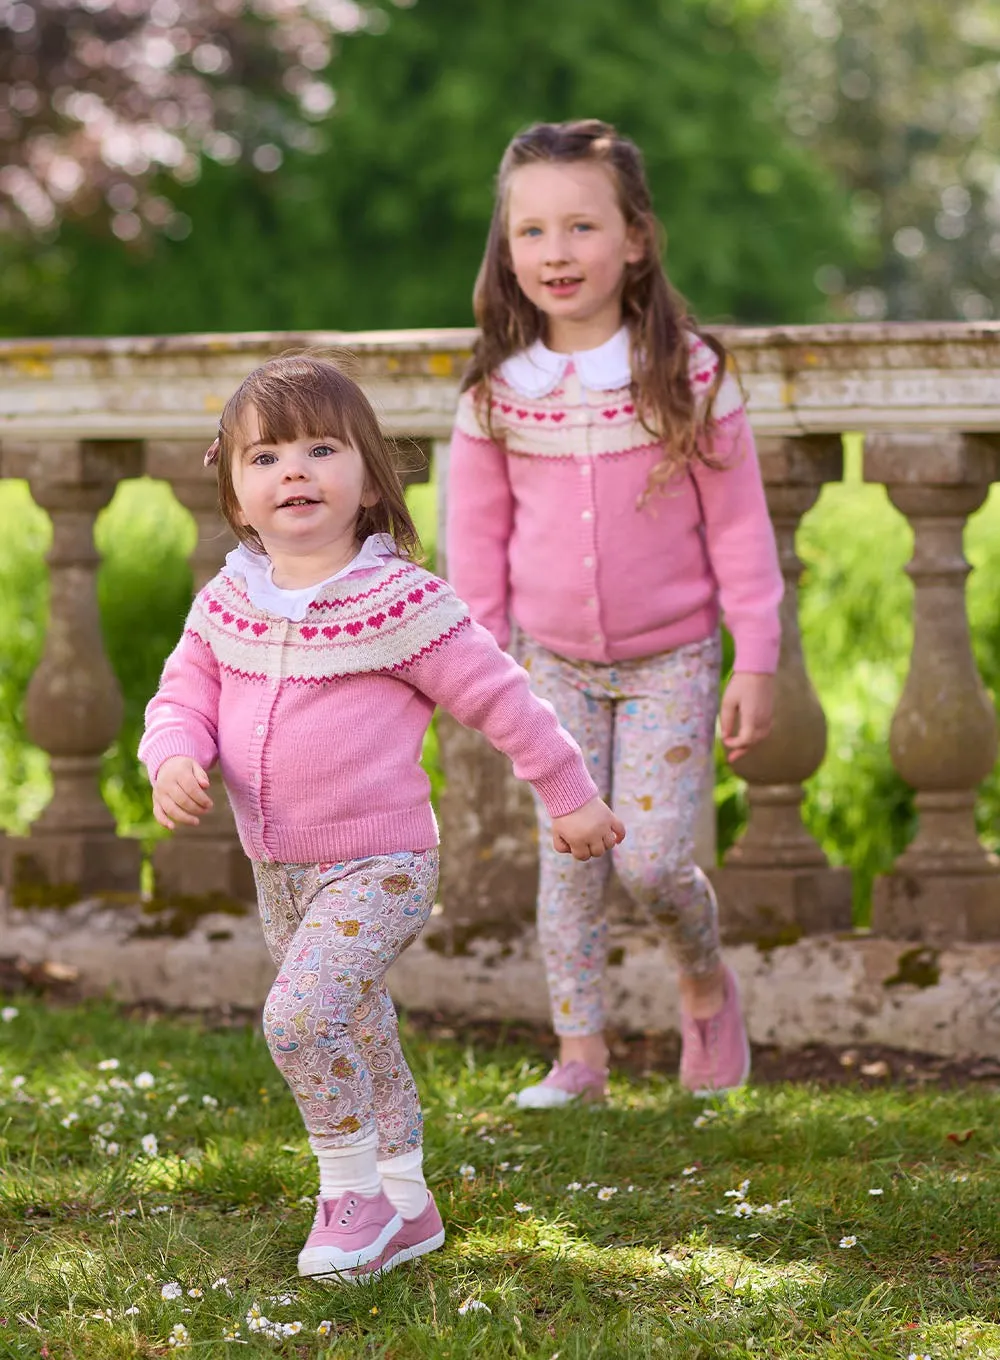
[
  {"left": 522, "top": 226, "right": 542, "bottom": 237},
  {"left": 572, "top": 222, "right": 594, "bottom": 232},
  {"left": 310, "top": 444, "right": 336, "bottom": 458},
  {"left": 251, "top": 452, "right": 277, "bottom": 465}
]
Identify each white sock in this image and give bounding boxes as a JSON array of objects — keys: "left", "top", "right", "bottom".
[
  {"left": 377, "top": 1148, "right": 428, "bottom": 1220},
  {"left": 309, "top": 1131, "right": 382, "bottom": 1200}
]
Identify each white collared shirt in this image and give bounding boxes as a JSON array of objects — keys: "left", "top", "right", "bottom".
[
  {"left": 498, "top": 326, "right": 632, "bottom": 398},
  {"left": 226, "top": 532, "right": 398, "bottom": 622}
]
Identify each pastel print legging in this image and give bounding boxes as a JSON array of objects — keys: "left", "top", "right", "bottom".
[
  {"left": 254, "top": 850, "right": 438, "bottom": 1156},
  {"left": 519, "top": 634, "right": 722, "bottom": 1038}
]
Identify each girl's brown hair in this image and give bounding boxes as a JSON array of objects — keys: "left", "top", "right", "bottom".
[
  {"left": 212, "top": 351, "right": 420, "bottom": 559},
  {"left": 465, "top": 119, "right": 728, "bottom": 494}
]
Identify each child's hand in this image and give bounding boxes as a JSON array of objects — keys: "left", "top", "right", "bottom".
[
  {"left": 152, "top": 756, "right": 213, "bottom": 830},
  {"left": 720, "top": 672, "right": 775, "bottom": 763},
  {"left": 551, "top": 796, "right": 626, "bottom": 861}
]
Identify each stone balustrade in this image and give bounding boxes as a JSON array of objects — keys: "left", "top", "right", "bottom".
[{"left": 1, "top": 322, "right": 999, "bottom": 959}]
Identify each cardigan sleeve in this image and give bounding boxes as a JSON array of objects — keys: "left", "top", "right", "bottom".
[
  {"left": 690, "top": 397, "right": 784, "bottom": 676},
  {"left": 138, "top": 625, "right": 221, "bottom": 782},
  {"left": 402, "top": 600, "right": 598, "bottom": 819},
  {"left": 445, "top": 386, "right": 516, "bottom": 650}
]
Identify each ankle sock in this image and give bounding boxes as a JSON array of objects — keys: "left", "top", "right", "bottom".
[
  {"left": 377, "top": 1148, "right": 428, "bottom": 1219},
  {"left": 308, "top": 1130, "right": 382, "bottom": 1200}
]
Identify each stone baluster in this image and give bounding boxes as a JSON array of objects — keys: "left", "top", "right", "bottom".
[
  {"left": 431, "top": 436, "right": 540, "bottom": 931},
  {"left": 144, "top": 441, "right": 253, "bottom": 902},
  {"left": 711, "top": 435, "right": 852, "bottom": 943},
  {"left": 2, "top": 440, "right": 143, "bottom": 901},
  {"left": 867, "top": 431, "right": 1000, "bottom": 943}
]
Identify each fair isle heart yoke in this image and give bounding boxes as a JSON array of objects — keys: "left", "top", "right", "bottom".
[
  {"left": 187, "top": 559, "right": 471, "bottom": 682},
  {"left": 455, "top": 332, "right": 744, "bottom": 459}
]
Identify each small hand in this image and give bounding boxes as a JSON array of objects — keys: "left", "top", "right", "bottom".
[
  {"left": 551, "top": 796, "right": 626, "bottom": 861},
  {"left": 720, "top": 672, "right": 775, "bottom": 763},
  {"left": 153, "top": 756, "right": 213, "bottom": 830}
]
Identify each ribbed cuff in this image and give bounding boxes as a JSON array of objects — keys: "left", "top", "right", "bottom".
[
  {"left": 532, "top": 758, "right": 599, "bottom": 819},
  {"left": 732, "top": 633, "right": 781, "bottom": 676}
]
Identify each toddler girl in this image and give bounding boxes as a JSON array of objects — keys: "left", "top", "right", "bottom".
[{"left": 140, "top": 352, "right": 623, "bottom": 1278}]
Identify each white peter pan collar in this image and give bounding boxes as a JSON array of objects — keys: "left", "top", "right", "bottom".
[
  {"left": 226, "top": 532, "right": 397, "bottom": 622},
  {"left": 499, "top": 326, "right": 632, "bottom": 398}
]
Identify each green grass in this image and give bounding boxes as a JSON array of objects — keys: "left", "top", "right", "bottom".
[{"left": 2, "top": 998, "right": 999, "bottom": 1357}]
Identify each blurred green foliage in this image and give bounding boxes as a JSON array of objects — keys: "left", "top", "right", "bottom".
[{"left": 0, "top": 0, "right": 852, "bottom": 337}]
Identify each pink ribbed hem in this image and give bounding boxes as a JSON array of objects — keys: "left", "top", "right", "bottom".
[
  {"left": 237, "top": 806, "right": 440, "bottom": 866},
  {"left": 138, "top": 731, "right": 217, "bottom": 783},
  {"left": 532, "top": 762, "right": 599, "bottom": 820},
  {"left": 512, "top": 604, "right": 721, "bottom": 667},
  {"left": 732, "top": 634, "right": 781, "bottom": 676}
]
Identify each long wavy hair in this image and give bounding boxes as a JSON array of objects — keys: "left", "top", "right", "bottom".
[
  {"left": 464, "top": 119, "right": 729, "bottom": 495},
  {"left": 212, "top": 351, "right": 420, "bottom": 559}
]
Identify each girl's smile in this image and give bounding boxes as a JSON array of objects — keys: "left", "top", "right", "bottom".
[
  {"left": 231, "top": 405, "right": 379, "bottom": 586},
  {"left": 506, "top": 160, "right": 644, "bottom": 352}
]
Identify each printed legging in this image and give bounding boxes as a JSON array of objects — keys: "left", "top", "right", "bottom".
[
  {"left": 254, "top": 850, "right": 438, "bottom": 1155},
  {"left": 519, "top": 633, "right": 722, "bottom": 1037}
]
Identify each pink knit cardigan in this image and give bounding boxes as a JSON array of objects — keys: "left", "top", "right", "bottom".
[
  {"left": 139, "top": 557, "right": 597, "bottom": 865},
  {"left": 446, "top": 331, "right": 783, "bottom": 673}
]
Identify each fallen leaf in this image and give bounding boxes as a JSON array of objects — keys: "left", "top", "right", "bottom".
[{"left": 946, "top": 1129, "right": 975, "bottom": 1144}]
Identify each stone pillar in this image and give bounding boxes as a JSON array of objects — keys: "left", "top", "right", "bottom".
[
  {"left": 867, "top": 431, "right": 1000, "bottom": 943},
  {"left": 711, "top": 435, "right": 852, "bottom": 944},
  {"left": 432, "top": 436, "right": 539, "bottom": 932},
  {"left": 144, "top": 442, "right": 253, "bottom": 903},
  {"left": 2, "top": 440, "right": 143, "bottom": 901}
]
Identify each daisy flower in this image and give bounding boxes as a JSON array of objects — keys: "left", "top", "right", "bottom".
[
  {"left": 316, "top": 1321, "right": 333, "bottom": 1336},
  {"left": 1, "top": 1007, "right": 19, "bottom": 1022},
  {"left": 838, "top": 1235, "right": 857, "bottom": 1249},
  {"left": 141, "top": 1133, "right": 159, "bottom": 1157},
  {"left": 513, "top": 1202, "right": 532, "bottom": 1213},
  {"left": 459, "top": 1164, "right": 476, "bottom": 1180},
  {"left": 167, "top": 1322, "right": 190, "bottom": 1348},
  {"left": 596, "top": 1187, "right": 618, "bottom": 1201},
  {"left": 97, "top": 1058, "right": 120, "bottom": 1070},
  {"left": 868, "top": 1187, "right": 884, "bottom": 1196},
  {"left": 161, "top": 1282, "right": 183, "bottom": 1301},
  {"left": 458, "top": 1299, "right": 492, "bottom": 1315},
  {"left": 566, "top": 1181, "right": 582, "bottom": 1192}
]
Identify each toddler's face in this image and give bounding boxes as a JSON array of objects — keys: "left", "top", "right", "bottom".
[
  {"left": 230, "top": 404, "right": 377, "bottom": 560},
  {"left": 506, "top": 160, "right": 644, "bottom": 349}
]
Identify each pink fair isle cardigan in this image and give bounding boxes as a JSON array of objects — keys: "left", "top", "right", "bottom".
[
  {"left": 446, "top": 328, "right": 783, "bottom": 673},
  {"left": 139, "top": 557, "right": 597, "bottom": 866}
]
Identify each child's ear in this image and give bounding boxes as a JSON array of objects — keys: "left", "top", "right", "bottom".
[
  {"left": 625, "top": 224, "right": 647, "bottom": 266},
  {"left": 361, "top": 482, "right": 381, "bottom": 509}
]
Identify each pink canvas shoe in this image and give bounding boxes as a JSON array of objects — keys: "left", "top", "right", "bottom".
[
  {"left": 515, "top": 1059, "right": 608, "bottom": 1109},
  {"left": 297, "top": 1189, "right": 402, "bottom": 1279},
  {"left": 679, "top": 965, "right": 751, "bottom": 1096},
  {"left": 349, "top": 1192, "right": 445, "bottom": 1279}
]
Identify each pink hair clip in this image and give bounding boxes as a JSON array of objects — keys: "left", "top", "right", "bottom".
[{"left": 204, "top": 436, "right": 221, "bottom": 468}]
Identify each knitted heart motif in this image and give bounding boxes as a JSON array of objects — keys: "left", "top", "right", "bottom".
[
  {"left": 623, "top": 403, "right": 635, "bottom": 414},
  {"left": 367, "top": 612, "right": 386, "bottom": 629},
  {"left": 388, "top": 602, "right": 405, "bottom": 618},
  {"left": 425, "top": 580, "right": 441, "bottom": 593},
  {"left": 551, "top": 412, "right": 566, "bottom": 422},
  {"left": 532, "top": 411, "right": 546, "bottom": 421},
  {"left": 516, "top": 409, "right": 529, "bottom": 419},
  {"left": 208, "top": 600, "right": 222, "bottom": 613},
  {"left": 322, "top": 626, "right": 341, "bottom": 639},
  {"left": 252, "top": 622, "right": 268, "bottom": 636},
  {"left": 602, "top": 408, "right": 619, "bottom": 419},
  {"left": 300, "top": 626, "right": 318, "bottom": 639},
  {"left": 499, "top": 402, "right": 513, "bottom": 414},
  {"left": 235, "top": 618, "right": 249, "bottom": 631},
  {"left": 407, "top": 589, "right": 424, "bottom": 604},
  {"left": 222, "top": 612, "right": 234, "bottom": 624},
  {"left": 345, "top": 621, "right": 364, "bottom": 636}
]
